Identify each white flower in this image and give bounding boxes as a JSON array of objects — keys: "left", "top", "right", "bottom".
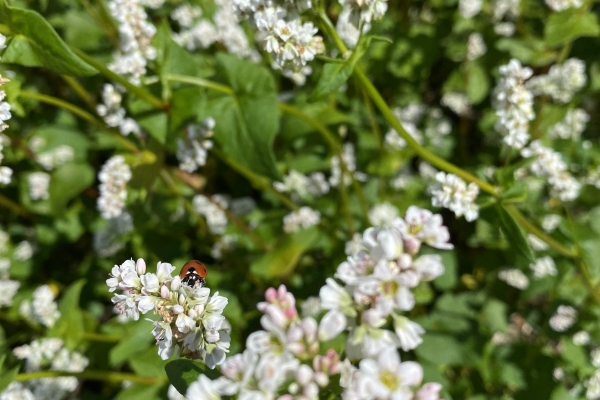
[
  {"left": 14, "top": 241, "right": 34, "bottom": 261},
  {"left": 20, "top": 285, "right": 61, "bottom": 327},
  {"left": 573, "top": 331, "right": 590, "bottom": 346},
  {"left": 441, "top": 92, "right": 471, "bottom": 116},
  {"left": 549, "top": 305, "right": 577, "bottom": 332},
  {"left": 187, "top": 375, "right": 221, "bottom": 400},
  {"left": 467, "top": 33, "right": 486, "bottom": 60},
  {"left": 368, "top": 203, "right": 399, "bottom": 227},
  {"left": 0, "top": 279, "right": 19, "bottom": 307},
  {"left": 498, "top": 269, "right": 529, "bottom": 290},
  {"left": 430, "top": 172, "right": 479, "bottom": 221},
  {"left": 527, "top": 234, "right": 549, "bottom": 251},
  {"left": 527, "top": 58, "right": 586, "bottom": 104},
  {"left": 330, "top": 143, "right": 366, "bottom": 187},
  {"left": 529, "top": 256, "right": 557, "bottom": 279},
  {"left": 0, "top": 166, "right": 12, "bottom": 185},
  {"left": 97, "top": 155, "right": 131, "bottom": 219},
  {"left": 193, "top": 194, "right": 229, "bottom": 235},
  {"left": 459, "top": 0, "right": 482, "bottom": 18},
  {"left": 28, "top": 172, "right": 50, "bottom": 201},
  {"left": 545, "top": 0, "right": 583, "bottom": 12},
  {"left": 394, "top": 206, "right": 454, "bottom": 251},
  {"left": 542, "top": 215, "right": 561, "bottom": 234},
  {"left": 177, "top": 119, "right": 215, "bottom": 173},
  {"left": 548, "top": 108, "right": 589, "bottom": 140},
  {"left": 393, "top": 315, "right": 425, "bottom": 351},
  {"left": 319, "top": 310, "right": 348, "bottom": 341},
  {"left": 283, "top": 207, "right": 320, "bottom": 233},
  {"left": 493, "top": 59, "right": 534, "bottom": 149},
  {"left": 346, "top": 348, "right": 423, "bottom": 399}
]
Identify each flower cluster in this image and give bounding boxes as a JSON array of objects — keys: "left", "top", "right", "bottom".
[
  {"left": 430, "top": 172, "right": 479, "bottom": 221},
  {"left": 96, "top": 84, "right": 142, "bottom": 137},
  {"left": 548, "top": 108, "right": 589, "bottom": 140},
  {"left": 30, "top": 136, "right": 75, "bottom": 171},
  {"left": 107, "top": 258, "right": 230, "bottom": 365},
  {"left": 338, "top": 0, "right": 389, "bottom": 36},
  {"left": 107, "top": 0, "right": 157, "bottom": 84},
  {"left": 19, "top": 285, "right": 61, "bottom": 328},
  {"left": 441, "top": 92, "right": 472, "bottom": 116},
  {"left": 527, "top": 58, "right": 587, "bottom": 104},
  {"left": 385, "top": 103, "right": 451, "bottom": 149},
  {"left": 172, "top": 0, "right": 258, "bottom": 60},
  {"left": 368, "top": 202, "right": 400, "bottom": 226},
  {"left": 97, "top": 155, "right": 132, "bottom": 219},
  {"left": 176, "top": 118, "right": 215, "bottom": 173},
  {"left": 0, "top": 65, "right": 12, "bottom": 185},
  {"left": 28, "top": 172, "right": 51, "bottom": 201},
  {"left": 545, "top": 0, "right": 583, "bottom": 12},
  {"left": 493, "top": 59, "right": 535, "bottom": 149},
  {"left": 529, "top": 256, "right": 557, "bottom": 279},
  {"left": 549, "top": 305, "right": 577, "bottom": 332},
  {"left": 3, "top": 338, "right": 88, "bottom": 400},
  {"left": 232, "top": 0, "right": 324, "bottom": 74},
  {"left": 520, "top": 140, "right": 580, "bottom": 201},
  {"left": 192, "top": 194, "right": 228, "bottom": 235},
  {"left": 459, "top": 0, "right": 482, "bottom": 18},
  {"left": 498, "top": 268, "right": 529, "bottom": 290},
  {"left": 274, "top": 170, "right": 330, "bottom": 201},
  {"left": 283, "top": 206, "right": 321, "bottom": 233},
  {"left": 467, "top": 32, "right": 487, "bottom": 60}
]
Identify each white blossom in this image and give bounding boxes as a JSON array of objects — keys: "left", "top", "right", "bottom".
[
  {"left": 96, "top": 84, "right": 141, "bottom": 137},
  {"left": 192, "top": 194, "right": 228, "bottom": 235},
  {"left": 527, "top": 234, "right": 549, "bottom": 251},
  {"left": 19, "top": 285, "right": 61, "bottom": 328},
  {"left": 368, "top": 203, "right": 399, "bottom": 227},
  {"left": 283, "top": 207, "right": 321, "bottom": 233},
  {"left": 97, "top": 155, "right": 132, "bottom": 219},
  {"left": 459, "top": 0, "right": 482, "bottom": 17},
  {"left": 467, "top": 33, "right": 487, "bottom": 60},
  {"left": 37, "top": 145, "right": 74, "bottom": 171},
  {"left": 527, "top": 58, "right": 587, "bottom": 104},
  {"left": 529, "top": 256, "right": 557, "bottom": 279},
  {"left": 493, "top": 59, "right": 534, "bottom": 149},
  {"left": 0, "top": 279, "right": 19, "bottom": 307},
  {"left": 545, "top": 0, "right": 583, "bottom": 11},
  {"left": 441, "top": 92, "right": 472, "bottom": 116},
  {"left": 549, "top": 305, "right": 577, "bottom": 332},
  {"left": 498, "top": 269, "right": 529, "bottom": 289},
  {"left": 28, "top": 172, "right": 51, "bottom": 201},
  {"left": 573, "top": 331, "right": 590, "bottom": 346},
  {"left": 177, "top": 118, "right": 215, "bottom": 172},
  {"left": 542, "top": 214, "right": 561, "bottom": 232},
  {"left": 14, "top": 241, "right": 34, "bottom": 261},
  {"left": 548, "top": 108, "right": 589, "bottom": 140},
  {"left": 330, "top": 143, "right": 367, "bottom": 187},
  {"left": 430, "top": 172, "right": 479, "bottom": 221}
]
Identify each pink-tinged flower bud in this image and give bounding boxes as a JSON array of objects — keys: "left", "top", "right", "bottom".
[
  {"left": 415, "top": 382, "right": 442, "bottom": 400},
  {"left": 398, "top": 253, "right": 413, "bottom": 270},
  {"left": 160, "top": 285, "right": 170, "bottom": 299},
  {"left": 172, "top": 304, "right": 184, "bottom": 314},
  {"left": 267, "top": 306, "right": 289, "bottom": 328},
  {"left": 302, "top": 317, "right": 318, "bottom": 342},
  {"left": 171, "top": 276, "right": 181, "bottom": 291},
  {"left": 136, "top": 258, "right": 146, "bottom": 275},
  {"left": 265, "top": 287, "right": 278, "bottom": 303},
  {"left": 284, "top": 307, "right": 297, "bottom": 320},
  {"left": 404, "top": 237, "right": 421, "bottom": 255},
  {"left": 187, "top": 309, "right": 198, "bottom": 319}
]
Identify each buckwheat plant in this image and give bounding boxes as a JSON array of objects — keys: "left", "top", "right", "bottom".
[{"left": 107, "top": 258, "right": 230, "bottom": 367}]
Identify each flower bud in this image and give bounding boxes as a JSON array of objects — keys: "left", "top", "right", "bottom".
[
  {"left": 194, "top": 304, "right": 205, "bottom": 314},
  {"left": 404, "top": 237, "right": 421, "bottom": 255},
  {"left": 265, "top": 287, "right": 278, "bottom": 303},
  {"left": 160, "top": 285, "right": 170, "bottom": 299},
  {"left": 398, "top": 253, "right": 413, "bottom": 270},
  {"left": 179, "top": 293, "right": 186, "bottom": 305},
  {"left": 171, "top": 276, "right": 181, "bottom": 291},
  {"left": 296, "top": 365, "right": 313, "bottom": 385},
  {"left": 136, "top": 258, "right": 146, "bottom": 275},
  {"left": 172, "top": 304, "right": 184, "bottom": 314},
  {"left": 188, "top": 308, "right": 198, "bottom": 319},
  {"left": 287, "top": 384, "right": 299, "bottom": 395}
]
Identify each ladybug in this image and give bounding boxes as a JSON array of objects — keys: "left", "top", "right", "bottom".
[{"left": 179, "top": 260, "right": 208, "bottom": 288}]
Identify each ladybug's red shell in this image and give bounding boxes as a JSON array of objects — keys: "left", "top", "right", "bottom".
[{"left": 179, "top": 260, "right": 207, "bottom": 287}]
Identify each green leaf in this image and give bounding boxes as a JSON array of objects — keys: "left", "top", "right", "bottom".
[
  {"left": 109, "top": 321, "right": 156, "bottom": 366},
  {"left": 0, "top": 0, "right": 96, "bottom": 76},
  {"left": 48, "top": 279, "right": 86, "bottom": 350},
  {"left": 250, "top": 226, "right": 319, "bottom": 280},
  {"left": 208, "top": 53, "right": 280, "bottom": 180},
  {"left": 168, "top": 87, "right": 207, "bottom": 139},
  {"left": 311, "top": 40, "right": 367, "bottom": 99},
  {"left": 165, "top": 359, "right": 221, "bottom": 396},
  {"left": 479, "top": 299, "right": 509, "bottom": 333},
  {"left": 117, "top": 383, "right": 162, "bottom": 400},
  {"left": 0, "top": 366, "right": 19, "bottom": 392},
  {"left": 496, "top": 205, "right": 536, "bottom": 263},
  {"left": 49, "top": 163, "right": 94, "bottom": 214},
  {"left": 415, "top": 333, "right": 466, "bottom": 365},
  {"left": 466, "top": 61, "right": 489, "bottom": 104},
  {"left": 545, "top": 9, "right": 600, "bottom": 47},
  {"left": 433, "top": 250, "right": 458, "bottom": 290},
  {"left": 496, "top": 38, "right": 557, "bottom": 66}
]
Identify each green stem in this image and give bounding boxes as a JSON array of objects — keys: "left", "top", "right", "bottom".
[
  {"left": 19, "top": 90, "right": 139, "bottom": 153},
  {"left": 504, "top": 205, "right": 577, "bottom": 258},
  {"left": 82, "top": 332, "right": 121, "bottom": 343},
  {"left": 166, "top": 74, "right": 234, "bottom": 95},
  {"left": 73, "top": 49, "right": 167, "bottom": 111},
  {"left": 0, "top": 192, "right": 31, "bottom": 219},
  {"left": 61, "top": 75, "right": 97, "bottom": 112},
  {"left": 211, "top": 148, "right": 298, "bottom": 210},
  {"left": 16, "top": 370, "right": 161, "bottom": 385}
]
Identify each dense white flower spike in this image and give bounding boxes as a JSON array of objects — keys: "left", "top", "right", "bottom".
[
  {"left": 232, "top": 0, "right": 324, "bottom": 74},
  {"left": 192, "top": 194, "right": 228, "bottom": 235},
  {"left": 548, "top": 108, "right": 589, "bottom": 140},
  {"left": 10, "top": 338, "right": 88, "bottom": 400},
  {"left": 493, "top": 59, "right": 535, "bottom": 149},
  {"left": 19, "top": 285, "right": 61, "bottom": 328},
  {"left": 545, "top": 0, "right": 583, "bottom": 12},
  {"left": 527, "top": 58, "right": 587, "bottom": 104},
  {"left": 441, "top": 92, "right": 472, "bottom": 116},
  {"left": 28, "top": 172, "right": 51, "bottom": 201},
  {"left": 549, "top": 305, "right": 577, "bottom": 332},
  {"left": 529, "top": 256, "right": 557, "bottom": 279},
  {"left": 96, "top": 84, "right": 141, "bottom": 137},
  {"left": 97, "top": 155, "right": 132, "bottom": 219},
  {"left": 521, "top": 141, "right": 580, "bottom": 201},
  {"left": 177, "top": 118, "right": 215, "bottom": 173},
  {"left": 467, "top": 32, "right": 487, "bottom": 60},
  {"left": 498, "top": 269, "right": 529, "bottom": 289},
  {"left": 459, "top": 0, "right": 482, "bottom": 18},
  {"left": 283, "top": 206, "right": 321, "bottom": 233},
  {"left": 385, "top": 103, "right": 451, "bottom": 149},
  {"left": 430, "top": 172, "right": 479, "bottom": 221},
  {"left": 107, "top": 0, "right": 157, "bottom": 84},
  {"left": 107, "top": 258, "right": 230, "bottom": 366}
]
